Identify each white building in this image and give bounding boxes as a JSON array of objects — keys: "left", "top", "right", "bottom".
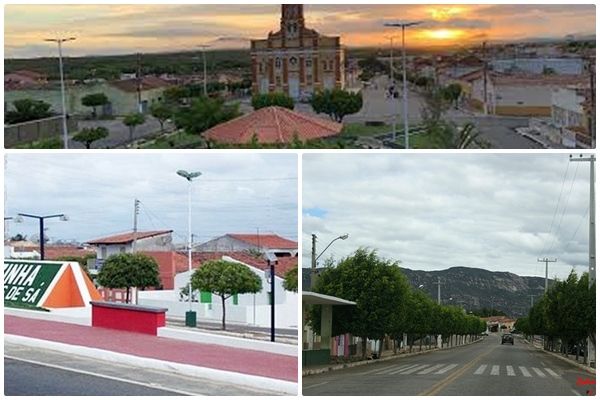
[
  {"left": 491, "top": 58, "right": 584, "bottom": 75},
  {"left": 194, "top": 233, "right": 298, "bottom": 257},
  {"left": 87, "top": 230, "right": 174, "bottom": 266}
]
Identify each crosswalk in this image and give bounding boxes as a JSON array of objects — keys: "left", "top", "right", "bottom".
[{"left": 357, "top": 362, "right": 561, "bottom": 379}]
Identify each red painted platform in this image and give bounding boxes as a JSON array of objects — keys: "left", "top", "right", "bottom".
[{"left": 5, "top": 315, "right": 297, "bottom": 382}]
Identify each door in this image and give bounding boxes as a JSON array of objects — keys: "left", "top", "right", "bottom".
[{"left": 288, "top": 77, "right": 300, "bottom": 99}]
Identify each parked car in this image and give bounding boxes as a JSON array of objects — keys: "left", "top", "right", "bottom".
[
  {"left": 501, "top": 334, "right": 514, "bottom": 345},
  {"left": 481, "top": 332, "right": 489, "bottom": 336}
]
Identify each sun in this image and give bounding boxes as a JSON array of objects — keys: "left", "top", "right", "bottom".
[{"left": 426, "top": 29, "right": 463, "bottom": 41}]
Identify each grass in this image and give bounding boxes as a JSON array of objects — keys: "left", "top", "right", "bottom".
[
  {"left": 5, "top": 301, "right": 51, "bottom": 312},
  {"left": 341, "top": 122, "right": 392, "bottom": 138},
  {"left": 13, "top": 136, "right": 63, "bottom": 149}
]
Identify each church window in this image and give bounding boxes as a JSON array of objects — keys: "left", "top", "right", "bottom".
[{"left": 275, "top": 58, "right": 282, "bottom": 69}]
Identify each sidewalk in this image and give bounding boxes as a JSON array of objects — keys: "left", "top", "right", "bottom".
[{"left": 5, "top": 315, "right": 297, "bottom": 387}]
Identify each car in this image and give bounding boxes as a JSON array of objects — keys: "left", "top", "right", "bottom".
[
  {"left": 481, "top": 332, "right": 489, "bottom": 336},
  {"left": 501, "top": 334, "right": 514, "bottom": 345}
]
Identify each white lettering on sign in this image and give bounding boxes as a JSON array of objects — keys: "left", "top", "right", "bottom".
[
  {"left": 22, "top": 266, "right": 41, "bottom": 286},
  {"left": 5, "top": 286, "right": 24, "bottom": 301},
  {"left": 22, "top": 287, "right": 42, "bottom": 303}
]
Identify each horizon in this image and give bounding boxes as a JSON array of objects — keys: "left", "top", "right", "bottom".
[{"left": 5, "top": 4, "right": 595, "bottom": 59}]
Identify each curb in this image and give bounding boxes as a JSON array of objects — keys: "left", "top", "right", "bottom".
[
  {"left": 5, "top": 334, "right": 298, "bottom": 395},
  {"left": 5, "top": 307, "right": 90, "bottom": 326},
  {"left": 158, "top": 327, "right": 297, "bottom": 356},
  {"left": 523, "top": 338, "right": 596, "bottom": 375},
  {"left": 303, "top": 337, "right": 484, "bottom": 376}
]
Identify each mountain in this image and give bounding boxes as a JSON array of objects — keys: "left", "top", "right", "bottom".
[{"left": 303, "top": 266, "right": 551, "bottom": 318}]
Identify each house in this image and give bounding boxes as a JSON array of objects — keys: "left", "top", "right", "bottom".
[
  {"left": 251, "top": 5, "right": 345, "bottom": 99},
  {"left": 203, "top": 106, "right": 343, "bottom": 145},
  {"left": 194, "top": 233, "right": 298, "bottom": 256},
  {"left": 490, "top": 58, "right": 584, "bottom": 75},
  {"left": 470, "top": 72, "right": 588, "bottom": 116},
  {"left": 87, "top": 230, "right": 174, "bottom": 268}
]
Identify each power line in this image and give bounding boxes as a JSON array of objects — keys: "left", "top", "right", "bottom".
[
  {"left": 539, "top": 161, "right": 570, "bottom": 258},
  {"left": 547, "top": 163, "right": 580, "bottom": 255}
]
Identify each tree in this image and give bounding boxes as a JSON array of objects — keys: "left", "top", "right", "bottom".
[
  {"left": 10, "top": 233, "right": 27, "bottom": 241},
  {"left": 72, "top": 127, "right": 109, "bottom": 149},
  {"left": 96, "top": 253, "right": 160, "bottom": 304},
  {"left": 443, "top": 83, "right": 463, "bottom": 108},
  {"left": 6, "top": 99, "right": 53, "bottom": 124},
  {"left": 174, "top": 97, "right": 240, "bottom": 136},
  {"left": 308, "top": 248, "right": 411, "bottom": 359},
  {"left": 123, "top": 113, "right": 146, "bottom": 141},
  {"left": 283, "top": 266, "right": 298, "bottom": 292},
  {"left": 190, "top": 260, "right": 262, "bottom": 330},
  {"left": 150, "top": 102, "right": 172, "bottom": 133},
  {"left": 310, "top": 89, "right": 363, "bottom": 123},
  {"left": 251, "top": 93, "right": 295, "bottom": 110},
  {"left": 53, "top": 254, "right": 96, "bottom": 280},
  {"left": 81, "top": 93, "right": 109, "bottom": 119}
]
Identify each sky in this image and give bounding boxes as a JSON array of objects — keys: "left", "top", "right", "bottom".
[
  {"left": 302, "top": 154, "right": 592, "bottom": 280},
  {"left": 5, "top": 4, "right": 596, "bottom": 58},
  {"left": 4, "top": 153, "right": 298, "bottom": 245}
]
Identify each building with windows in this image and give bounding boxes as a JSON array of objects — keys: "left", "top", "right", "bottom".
[{"left": 250, "top": 5, "right": 345, "bottom": 100}]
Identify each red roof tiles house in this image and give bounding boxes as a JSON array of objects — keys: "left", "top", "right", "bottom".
[
  {"left": 87, "top": 230, "right": 172, "bottom": 245},
  {"left": 188, "top": 251, "right": 297, "bottom": 278},
  {"left": 227, "top": 233, "right": 297, "bottom": 249},
  {"left": 142, "top": 251, "right": 189, "bottom": 290},
  {"left": 203, "top": 106, "right": 343, "bottom": 145}
]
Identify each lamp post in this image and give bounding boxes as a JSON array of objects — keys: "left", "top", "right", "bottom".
[
  {"left": 177, "top": 169, "right": 202, "bottom": 327},
  {"left": 44, "top": 37, "right": 76, "bottom": 149},
  {"left": 310, "top": 233, "right": 349, "bottom": 289},
  {"left": 385, "top": 36, "right": 398, "bottom": 142},
  {"left": 265, "top": 252, "right": 278, "bottom": 342},
  {"left": 15, "top": 213, "right": 68, "bottom": 260},
  {"left": 198, "top": 45, "right": 211, "bottom": 97},
  {"left": 384, "top": 21, "right": 422, "bottom": 149}
]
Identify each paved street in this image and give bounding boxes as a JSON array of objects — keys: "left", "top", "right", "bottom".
[
  {"left": 5, "top": 342, "right": 280, "bottom": 396},
  {"left": 303, "top": 334, "right": 596, "bottom": 396},
  {"left": 71, "top": 117, "right": 168, "bottom": 149}
]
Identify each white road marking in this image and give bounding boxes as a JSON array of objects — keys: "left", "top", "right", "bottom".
[
  {"left": 474, "top": 364, "right": 487, "bottom": 375},
  {"left": 304, "top": 381, "right": 330, "bottom": 390},
  {"left": 519, "top": 366, "right": 532, "bottom": 377},
  {"left": 490, "top": 365, "right": 500, "bottom": 376},
  {"left": 571, "top": 389, "right": 582, "bottom": 396},
  {"left": 360, "top": 364, "right": 403, "bottom": 375},
  {"left": 506, "top": 365, "right": 515, "bottom": 376},
  {"left": 417, "top": 364, "right": 445, "bottom": 375},
  {"left": 387, "top": 364, "right": 420, "bottom": 375},
  {"left": 4, "top": 356, "right": 204, "bottom": 396},
  {"left": 531, "top": 367, "right": 546, "bottom": 377},
  {"left": 434, "top": 364, "right": 458, "bottom": 374},
  {"left": 544, "top": 368, "right": 560, "bottom": 378},
  {"left": 399, "top": 364, "right": 431, "bottom": 375}
]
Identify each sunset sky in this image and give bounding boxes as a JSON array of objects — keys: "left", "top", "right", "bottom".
[{"left": 5, "top": 4, "right": 596, "bottom": 58}]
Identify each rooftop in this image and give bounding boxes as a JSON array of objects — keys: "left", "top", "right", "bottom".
[
  {"left": 87, "top": 230, "right": 172, "bottom": 245},
  {"left": 227, "top": 233, "right": 297, "bottom": 250}
]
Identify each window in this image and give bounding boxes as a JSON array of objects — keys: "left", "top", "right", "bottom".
[
  {"left": 323, "top": 61, "right": 328, "bottom": 70},
  {"left": 289, "top": 57, "right": 298, "bottom": 66},
  {"left": 329, "top": 60, "right": 334, "bottom": 70},
  {"left": 275, "top": 58, "right": 282, "bottom": 69},
  {"left": 101, "top": 246, "right": 107, "bottom": 259},
  {"left": 259, "top": 62, "right": 264, "bottom": 74},
  {"left": 306, "top": 59, "right": 312, "bottom": 68}
]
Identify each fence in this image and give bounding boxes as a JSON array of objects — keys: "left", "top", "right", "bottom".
[{"left": 4, "top": 115, "right": 77, "bottom": 148}]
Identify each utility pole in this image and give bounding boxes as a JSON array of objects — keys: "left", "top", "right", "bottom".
[
  {"left": 482, "top": 41, "right": 488, "bottom": 116},
  {"left": 198, "top": 45, "right": 211, "bottom": 97},
  {"left": 570, "top": 154, "right": 596, "bottom": 367},
  {"left": 385, "top": 36, "right": 397, "bottom": 142},
  {"left": 132, "top": 199, "right": 140, "bottom": 253},
  {"left": 584, "top": 56, "right": 595, "bottom": 148},
  {"left": 310, "top": 234, "right": 317, "bottom": 290},
  {"left": 537, "top": 257, "right": 558, "bottom": 293},
  {"left": 529, "top": 294, "right": 535, "bottom": 308},
  {"left": 436, "top": 277, "right": 441, "bottom": 305},
  {"left": 137, "top": 53, "right": 143, "bottom": 113}
]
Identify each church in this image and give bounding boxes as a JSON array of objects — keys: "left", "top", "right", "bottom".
[{"left": 250, "top": 5, "right": 345, "bottom": 100}]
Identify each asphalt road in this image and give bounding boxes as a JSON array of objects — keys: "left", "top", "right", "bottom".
[
  {"left": 303, "top": 334, "right": 596, "bottom": 396},
  {"left": 5, "top": 342, "right": 282, "bottom": 396}
]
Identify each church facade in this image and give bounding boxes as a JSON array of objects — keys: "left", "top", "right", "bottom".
[{"left": 250, "top": 5, "right": 345, "bottom": 100}]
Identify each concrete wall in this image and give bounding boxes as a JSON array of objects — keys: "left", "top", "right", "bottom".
[
  {"left": 95, "top": 234, "right": 173, "bottom": 260},
  {"left": 4, "top": 115, "right": 77, "bottom": 148},
  {"left": 194, "top": 236, "right": 255, "bottom": 252}
]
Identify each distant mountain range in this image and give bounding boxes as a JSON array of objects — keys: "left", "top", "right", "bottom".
[{"left": 303, "top": 266, "right": 551, "bottom": 318}]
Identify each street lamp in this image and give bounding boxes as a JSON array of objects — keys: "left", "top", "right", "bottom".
[
  {"left": 310, "top": 233, "right": 349, "bottom": 289},
  {"left": 15, "top": 213, "right": 68, "bottom": 260},
  {"left": 177, "top": 169, "right": 202, "bottom": 327},
  {"left": 44, "top": 37, "right": 76, "bottom": 149},
  {"left": 198, "top": 45, "right": 211, "bottom": 97},
  {"left": 265, "top": 251, "right": 278, "bottom": 342},
  {"left": 385, "top": 36, "right": 399, "bottom": 142},
  {"left": 384, "top": 21, "right": 423, "bottom": 149}
]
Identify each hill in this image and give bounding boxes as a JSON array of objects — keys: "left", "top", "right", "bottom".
[{"left": 303, "top": 265, "right": 550, "bottom": 318}]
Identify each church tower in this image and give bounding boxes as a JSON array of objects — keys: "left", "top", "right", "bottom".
[{"left": 281, "top": 5, "right": 305, "bottom": 39}]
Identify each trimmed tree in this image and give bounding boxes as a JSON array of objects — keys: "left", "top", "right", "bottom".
[
  {"left": 251, "top": 93, "right": 295, "bottom": 110},
  {"left": 190, "top": 260, "right": 262, "bottom": 330},
  {"left": 96, "top": 253, "right": 160, "bottom": 304},
  {"left": 123, "top": 113, "right": 146, "bottom": 141},
  {"left": 443, "top": 83, "right": 463, "bottom": 109},
  {"left": 81, "top": 93, "right": 109, "bottom": 119},
  {"left": 6, "top": 99, "right": 52, "bottom": 124},
  {"left": 310, "top": 89, "right": 363, "bottom": 123},
  {"left": 150, "top": 102, "right": 172, "bottom": 133},
  {"left": 72, "top": 127, "right": 109, "bottom": 149},
  {"left": 283, "top": 266, "right": 298, "bottom": 292}
]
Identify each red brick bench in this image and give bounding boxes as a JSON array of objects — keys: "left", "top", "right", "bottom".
[{"left": 90, "top": 301, "right": 167, "bottom": 335}]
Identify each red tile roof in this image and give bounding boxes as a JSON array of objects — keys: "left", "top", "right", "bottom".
[
  {"left": 87, "top": 230, "right": 172, "bottom": 245},
  {"left": 109, "top": 76, "right": 172, "bottom": 93},
  {"left": 204, "top": 106, "right": 343, "bottom": 144},
  {"left": 188, "top": 251, "right": 297, "bottom": 278},
  {"left": 228, "top": 233, "right": 297, "bottom": 249}
]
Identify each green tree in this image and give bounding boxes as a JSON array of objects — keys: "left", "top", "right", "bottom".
[
  {"left": 308, "top": 248, "right": 411, "bottom": 359},
  {"left": 6, "top": 99, "right": 53, "bottom": 124},
  {"left": 53, "top": 254, "right": 96, "bottom": 280},
  {"left": 283, "top": 266, "right": 298, "bottom": 293},
  {"left": 150, "top": 102, "right": 172, "bottom": 133},
  {"left": 96, "top": 253, "right": 160, "bottom": 304},
  {"left": 310, "top": 89, "right": 363, "bottom": 123},
  {"left": 72, "top": 127, "right": 109, "bottom": 149},
  {"left": 173, "top": 97, "right": 240, "bottom": 136},
  {"left": 190, "top": 260, "right": 262, "bottom": 330},
  {"left": 443, "top": 83, "right": 463, "bottom": 108},
  {"left": 251, "top": 93, "right": 295, "bottom": 110},
  {"left": 81, "top": 93, "right": 109, "bottom": 119},
  {"left": 123, "top": 113, "right": 146, "bottom": 141}
]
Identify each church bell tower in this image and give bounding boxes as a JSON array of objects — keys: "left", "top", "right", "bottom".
[{"left": 281, "top": 5, "right": 305, "bottom": 39}]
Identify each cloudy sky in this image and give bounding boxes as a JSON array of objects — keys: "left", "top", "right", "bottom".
[
  {"left": 4, "top": 153, "right": 298, "bottom": 245},
  {"left": 303, "top": 154, "right": 592, "bottom": 280},
  {"left": 5, "top": 4, "right": 595, "bottom": 58}
]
